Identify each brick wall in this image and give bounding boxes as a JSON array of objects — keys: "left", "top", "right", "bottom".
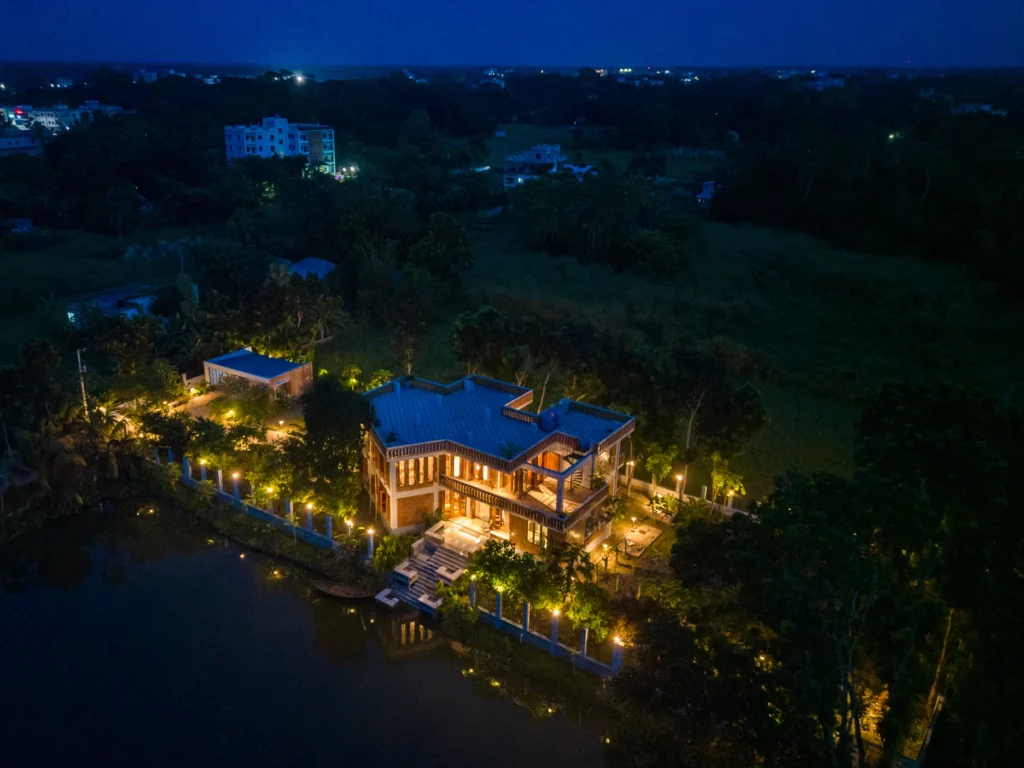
[{"left": 397, "top": 493, "right": 434, "bottom": 529}]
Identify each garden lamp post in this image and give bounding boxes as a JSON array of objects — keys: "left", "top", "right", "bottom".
[
  {"left": 199, "top": 458, "right": 207, "bottom": 482},
  {"left": 367, "top": 527, "right": 375, "bottom": 558},
  {"left": 231, "top": 472, "right": 240, "bottom": 501},
  {"left": 675, "top": 473, "right": 683, "bottom": 504}
]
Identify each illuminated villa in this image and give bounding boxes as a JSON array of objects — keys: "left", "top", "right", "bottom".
[{"left": 363, "top": 373, "right": 632, "bottom": 558}]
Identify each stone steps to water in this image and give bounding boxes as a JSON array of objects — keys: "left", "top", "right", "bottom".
[{"left": 388, "top": 541, "right": 468, "bottom": 612}]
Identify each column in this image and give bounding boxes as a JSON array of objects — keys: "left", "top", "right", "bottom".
[
  {"left": 495, "top": 589, "right": 503, "bottom": 620},
  {"left": 522, "top": 601, "right": 531, "bottom": 632},
  {"left": 182, "top": 456, "right": 191, "bottom": 481},
  {"left": 232, "top": 474, "right": 240, "bottom": 501},
  {"left": 154, "top": 447, "right": 161, "bottom": 465},
  {"left": 556, "top": 477, "right": 565, "bottom": 515},
  {"left": 388, "top": 460, "right": 398, "bottom": 530},
  {"left": 167, "top": 448, "right": 174, "bottom": 464},
  {"left": 367, "top": 529, "right": 375, "bottom": 558},
  {"left": 216, "top": 469, "right": 224, "bottom": 494},
  {"left": 200, "top": 463, "right": 207, "bottom": 482},
  {"left": 550, "top": 610, "right": 560, "bottom": 648},
  {"left": 325, "top": 515, "right": 333, "bottom": 539},
  {"left": 612, "top": 642, "right": 624, "bottom": 673},
  {"left": 285, "top": 499, "right": 293, "bottom": 523},
  {"left": 469, "top": 578, "right": 477, "bottom": 608},
  {"left": 305, "top": 507, "right": 313, "bottom": 530},
  {"left": 610, "top": 440, "right": 621, "bottom": 494},
  {"left": 580, "top": 626, "right": 590, "bottom": 657}
]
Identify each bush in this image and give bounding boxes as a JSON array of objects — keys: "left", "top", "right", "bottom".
[{"left": 372, "top": 533, "right": 414, "bottom": 574}]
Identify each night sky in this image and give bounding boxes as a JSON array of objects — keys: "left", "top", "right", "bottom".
[{"left": 3, "top": 0, "right": 1022, "bottom": 67}]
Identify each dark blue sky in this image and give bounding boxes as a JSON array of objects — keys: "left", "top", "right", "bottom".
[{"left": 3, "top": 0, "right": 1022, "bottom": 67}]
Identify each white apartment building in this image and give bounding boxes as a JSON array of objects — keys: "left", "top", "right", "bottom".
[
  {"left": 224, "top": 116, "right": 336, "bottom": 174},
  {"left": 3, "top": 101, "right": 123, "bottom": 132}
]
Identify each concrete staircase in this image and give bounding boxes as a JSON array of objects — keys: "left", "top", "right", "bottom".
[{"left": 387, "top": 542, "right": 469, "bottom": 614}]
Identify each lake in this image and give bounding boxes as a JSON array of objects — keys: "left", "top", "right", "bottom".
[{"left": 0, "top": 507, "right": 604, "bottom": 767}]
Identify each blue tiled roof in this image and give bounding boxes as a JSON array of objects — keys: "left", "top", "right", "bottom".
[
  {"left": 206, "top": 349, "right": 304, "bottom": 379},
  {"left": 291, "top": 257, "right": 336, "bottom": 279},
  {"left": 366, "top": 376, "right": 633, "bottom": 461}
]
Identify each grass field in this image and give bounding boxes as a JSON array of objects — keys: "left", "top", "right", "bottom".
[
  {"left": 0, "top": 229, "right": 197, "bottom": 360},
  {"left": 465, "top": 217, "right": 1024, "bottom": 501}
]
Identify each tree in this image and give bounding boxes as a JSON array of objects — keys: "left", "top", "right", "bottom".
[
  {"left": 709, "top": 451, "right": 744, "bottom": 504},
  {"left": 450, "top": 306, "right": 511, "bottom": 374},
  {"left": 644, "top": 443, "right": 677, "bottom": 493},
  {"left": 407, "top": 212, "right": 473, "bottom": 278},
  {"left": 566, "top": 581, "right": 612, "bottom": 641}
]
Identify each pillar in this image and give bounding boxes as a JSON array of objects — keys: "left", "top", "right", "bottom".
[
  {"left": 469, "top": 580, "right": 477, "bottom": 608},
  {"left": 154, "top": 447, "right": 161, "bottom": 465},
  {"left": 555, "top": 477, "right": 565, "bottom": 514},
  {"left": 167, "top": 448, "right": 174, "bottom": 464},
  {"left": 367, "top": 531, "right": 375, "bottom": 559},
  {"left": 612, "top": 643, "right": 624, "bottom": 673},
  {"left": 550, "top": 613, "right": 560, "bottom": 647},
  {"left": 580, "top": 626, "right": 590, "bottom": 657},
  {"left": 200, "top": 463, "right": 207, "bottom": 482},
  {"left": 325, "top": 515, "right": 333, "bottom": 539},
  {"left": 701, "top": 485, "right": 708, "bottom": 500},
  {"left": 232, "top": 475, "right": 240, "bottom": 500},
  {"left": 306, "top": 508, "right": 313, "bottom": 530},
  {"left": 182, "top": 456, "right": 191, "bottom": 481},
  {"left": 522, "top": 601, "right": 531, "bottom": 632},
  {"left": 216, "top": 469, "right": 224, "bottom": 494},
  {"left": 495, "top": 590, "right": 503, "bottom": 619},
  {"left": 285, "top": 499, "right": 293, "bottom": 522}
]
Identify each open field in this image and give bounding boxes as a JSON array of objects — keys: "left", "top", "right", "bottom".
[
  {"left": 0, "top": 229, "right": 197, "bottom": 360},
  {"left": 466, "top": 218, "right": 1024, "bottom": 501}
]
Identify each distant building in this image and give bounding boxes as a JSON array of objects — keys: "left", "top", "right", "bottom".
[
  {"left": 3, "top": 101, "right": 123, "bottom": 132},
  {"left": 204, "top": 348, "right": 313, "bottom": 397},
  {"left": 503, "top": 144, "right": 566, "bottom": 189},
  {"left": 55, "top": 78, "right": 73, "bottom": 89},
  {"left": 290, "top": 257, "right": 336, "bottom": 280},
  {"left": 65, "top": 283, "right": 160, "bottom": 327},
  {"left": 952, "top": 103, "right": 1007, "bottom": 117},
  {"left": 224, "top": 116, "right": 336, "bottom": 174},
  {"left": 133, "top": 70, "right": 158, "bottom": 84},
  {"left": 696, "top": 181, "right": 716, "bottom": 207},
  {"left": 0, "top": 130, "right": 43, "bottom": 157}
]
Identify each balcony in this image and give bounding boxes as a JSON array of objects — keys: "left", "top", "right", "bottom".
[{"left": 438, "top": 474, "right": 608, "bottom": 534}]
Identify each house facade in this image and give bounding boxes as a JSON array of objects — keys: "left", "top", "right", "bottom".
[
  {"left": 224, "top": 116, "right": 336, "bottom": 174},
  {"left": 503, "top": 143, "right": 567, "bottom": 189},
  {"left": 362, "top": 376, "right": 634, "bottom": 554},
  {"left": 204, "top": 348, "right": 313, "bottom": 397}
]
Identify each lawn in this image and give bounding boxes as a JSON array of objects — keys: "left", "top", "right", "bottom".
[
  {"left": 0, "top": 228, "right": 199, "bottom": 361},
  {"left": 466, "top": 217, "right": 1024, "bottom": 502}
]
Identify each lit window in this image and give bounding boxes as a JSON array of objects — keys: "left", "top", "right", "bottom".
[
  {"left": 527, "top": 521, "right": 548, "bottom": 549},
  {"left": 453, "top": 456, "right": 461, "bottom": 477}
]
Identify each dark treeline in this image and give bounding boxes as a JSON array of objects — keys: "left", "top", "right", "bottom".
[{"left": 3, "top": 67, "right": 1023, "bottom": 288}]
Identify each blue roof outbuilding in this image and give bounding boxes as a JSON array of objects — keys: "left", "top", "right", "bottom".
[
  {"left": 206, "top": 349, "right": 304, "bottom": 380},
  {"left": 290, "top": 257, "right": 336, "bottom": 280}
]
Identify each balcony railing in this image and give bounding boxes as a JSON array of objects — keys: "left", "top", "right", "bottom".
[
  {"left": 562, "top": 484, "right": 609, "bottom": 533},
  {"left": 439, "top": 474, "right": 568, "bottom": 532}
]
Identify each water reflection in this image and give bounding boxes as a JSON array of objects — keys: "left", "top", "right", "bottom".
[{"left": 0, "top": 505, "right": 605, "bottom": 767}]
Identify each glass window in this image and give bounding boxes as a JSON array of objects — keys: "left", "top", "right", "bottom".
[
  {"left": 453, "top": 456, "right": 461, "bottom": 477},
  {"left": 527, "top": 521, "right": 548, "bottom": 550}
]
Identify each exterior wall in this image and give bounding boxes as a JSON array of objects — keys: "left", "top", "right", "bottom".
[
  {"left": 267, "top": 363, "right": 313, "bottom": 397},
  {"left": 397, "top": 493, "right": 435, "bottom": 529},
  {"left": 509, "top": 515, "right": 529, "bottom": 550},
  {"left": 224, "top": 118, "right": 334, "bottom": 173}
]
